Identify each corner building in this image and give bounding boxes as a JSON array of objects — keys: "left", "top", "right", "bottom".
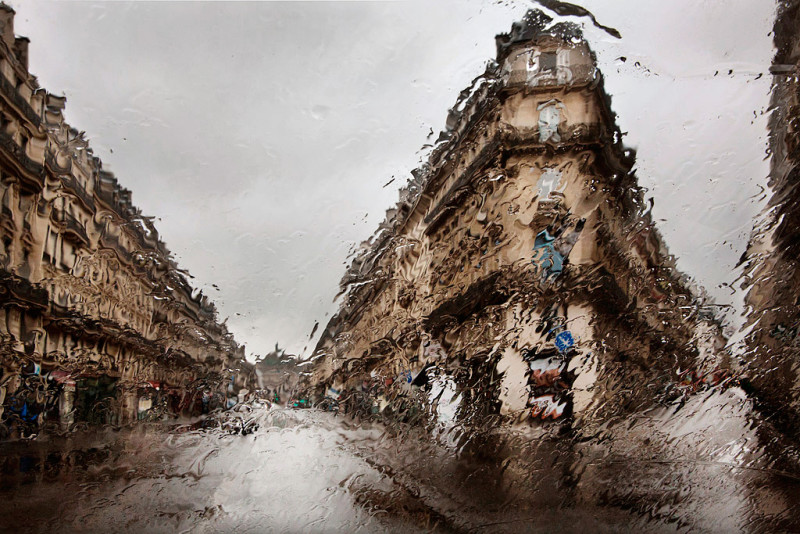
[
  {"left": 0, "top": 5, "right": 253, "bottom": 436},
  {"left": 311, "top": 12, "right": 725, "bottom": 429}
]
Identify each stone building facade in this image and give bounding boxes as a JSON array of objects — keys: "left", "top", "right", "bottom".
[
  {"left": 254, "top": 346, "right": 304, "bottom": 405},
  {"left": 0, "top": 4, "right": 253, "bottom": 437},
  {"left": 310, "top": 11, "right": 726, "bottom": 430},
  {"left": 739, "top": 0, "right": 800, "bottom": 441}
]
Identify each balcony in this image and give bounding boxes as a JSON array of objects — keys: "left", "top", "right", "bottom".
[
  {"left": 503, "top": 64, "right": 595, "bottom": 91},
  {"left": 0, "top": 268, "right": 48, "bottom": 309},
  {"left": 44, "top": 151, "right": 72, "bottom": 176},
  {"left": 52, "top": 210, "right": 90, "bottom": 246},
  {"left": 61, "top": 176, "right": 96, "bottom": 211},
  {"left": 100, "top": 231, "right": 135, "bottom": 264},
  {"left": 0, "top": 73, "right": 42, "bottom": 128},
  {"left": 0, "top": 130, "right": 45, "bottom": 186},
  {"left": 94, "top": 177, "right": 133, "bottom": 218},
  {"left": 536, "top": 192, "right": 567, "bottom": 218},
  {"left": 501, "top": 121, "right": 605, "bottom": 148}
]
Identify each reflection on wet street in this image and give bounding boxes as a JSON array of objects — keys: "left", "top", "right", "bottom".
[
  {"left": 1, "top": 394, "right": 798, "bottom": 533},
  {"left": 1, "top": 408, "right": 394, "bottom": 533}
]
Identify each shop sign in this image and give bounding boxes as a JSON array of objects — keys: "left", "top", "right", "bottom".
[
  {"left": 529, "top": 358, "right": 566, "bottom": 388},
  {"left": 530, "top": 394, "right": 567, "bottom": 420}
]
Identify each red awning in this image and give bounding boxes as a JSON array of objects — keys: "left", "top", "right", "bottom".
[{"left": 49, "top": 369, "right": 73, "bottom": 383}]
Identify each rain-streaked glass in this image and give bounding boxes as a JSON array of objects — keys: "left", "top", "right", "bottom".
[{"left": 0, "top": 1, "right": 798, "bottom": 532}]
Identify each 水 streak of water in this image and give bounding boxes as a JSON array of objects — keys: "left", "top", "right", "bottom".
[{"left": 1, "top": 0, "right": 800, "bottom": 532}]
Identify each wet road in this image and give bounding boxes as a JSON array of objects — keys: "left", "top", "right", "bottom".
[
  {"left": 0, "top": 407, "right": 634, "bottom": 533},
  {"left": 0, "top": 390, "right": 799, "bottom": 533}
]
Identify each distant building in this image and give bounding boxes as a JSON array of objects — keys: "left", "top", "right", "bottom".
[
  {"left": 0, "top": 4, "right": 253, "bottom": 437},
  {"left": 309, "top": 11, "right": 726, "bottom": 429},
  {"left": 254, "top": 345, "right": 304, "bottom": 404}
]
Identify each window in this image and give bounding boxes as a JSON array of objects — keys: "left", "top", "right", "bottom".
[
  {"left": 537, "top": 100, "right": 564, "bottom": 143},
  {"left": 537, "top": 168, "right": 562, "bottom": 198},
  {"left": 540, "top": 51, "right": 557, "bottom": 72}
]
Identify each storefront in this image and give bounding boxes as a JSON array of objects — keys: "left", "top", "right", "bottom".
[{"left": 73, "top": 375, "right": 118, "bottom": 426}]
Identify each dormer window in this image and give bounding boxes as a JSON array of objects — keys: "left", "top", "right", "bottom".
[{"left": 540, "top": 51, "right": 557, "bottom": 73}]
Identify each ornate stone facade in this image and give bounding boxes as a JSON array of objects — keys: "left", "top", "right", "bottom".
[
  {"left": 740, "top": 0, "right": 800, "bottom": 441},
  {"left": 309, "top": 11, "right": 726, "bottom": 430},
  {"left": 0, "top": 4, "right": 253, "bottom": 437}
]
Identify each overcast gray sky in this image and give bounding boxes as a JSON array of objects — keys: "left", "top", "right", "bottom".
[{"left": 9, "top": 0, "right": 775, "bottom": 358}]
